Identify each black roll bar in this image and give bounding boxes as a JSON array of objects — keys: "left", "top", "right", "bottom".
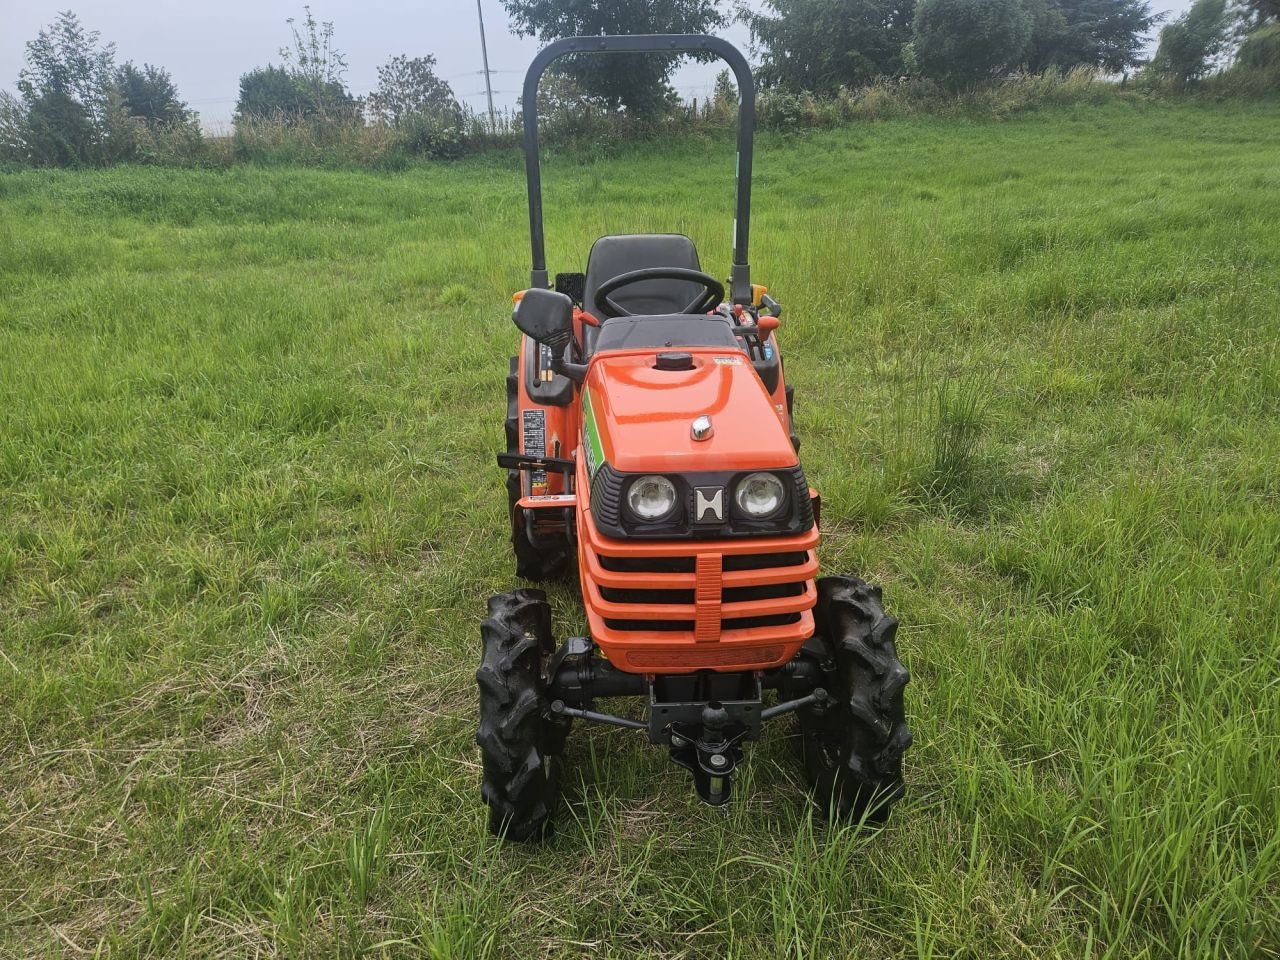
[{"left": 522, "top": 34, "right": 756, "bottom": 305}]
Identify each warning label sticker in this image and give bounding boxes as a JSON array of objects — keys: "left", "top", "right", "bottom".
[
  {"left": 713, "top": 356, "right": 744, "bottom": 365},
  {"left": 521, "top": 409, "right": 547, "bottom": 493}
]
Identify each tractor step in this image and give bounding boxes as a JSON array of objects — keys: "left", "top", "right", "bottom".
[
  {"left": 496, "top": 452, "right": 576, "bottom": 475},
  {"left": 517, "top": 494, "right": 577, "bottom": 510}
]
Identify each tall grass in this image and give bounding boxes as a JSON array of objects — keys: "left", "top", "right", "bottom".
[{"left": 1, "top": 100, "right": 1278, "bottom": 957}]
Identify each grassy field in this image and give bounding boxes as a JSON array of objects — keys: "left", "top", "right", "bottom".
[{"left": 2, "top": 99, "right": 1278, "bottom": 958}]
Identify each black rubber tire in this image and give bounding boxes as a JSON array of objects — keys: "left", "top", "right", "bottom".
[
  {"left": 505, "top": 356, "right": 568, "bottom": 582},
  {"left": 799, "top": 575, "right": 912, "bottom": 825},
  {"left": 476, "top": 589, "right": 558, "bottom": 841}
]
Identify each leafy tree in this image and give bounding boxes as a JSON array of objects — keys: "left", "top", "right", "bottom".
[
  {"left": 0, "top": 91, "right": 28, "bottom": 162},
  {"left": 1226, "top": 20, "right": 1280, "bottom": 88},
  {"left": 712, "top": 68, "right": 738, "bottom": 105},
  {"left": 1234, "top": 21, "right": 1280, "bottom": 59},
  {"left": 911, "top": 0, "right": 1035, "bottom": 85},
  {"left": 1025, "top": 0, "right": 1162, "bottom": 73},
  {"left": 16, "top": 10, "right": 115, "bottom": 163},
  {"left": 114, "top": 62, "right": 190, "bottom": 125},
  {"left": 1147, "top": 0, "right": 1231, "bottom": 84},
  {"left": 743, "top": 0, "right": 915, "bottom": 92},
  {"left": 235, "top": 65, "right": 314, "bottom": 122},
  {"left": 277, "top": 5, "right": 359, "bottom": 118},
  {"left": 1233, "top": 0, "right": 1279, "bottom": 28},
  {"left": 366, "top": 55, "right": 460, "bottom": 127},
  {"left": 500, "top": 0, "right": 725, "bottom": 115},
  {"left": 235, "top": 7, "right": 360, "bottom": 125},
  {"left": 531, "top": 68, "right": 607, "bottom": 114},
  {"left": 1228, "top": 0, "right": 1278, "bottom": 55}
]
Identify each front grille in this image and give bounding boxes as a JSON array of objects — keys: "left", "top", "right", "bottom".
[{"left": 592, "top": 546, "right": 816, "bottom": 640}]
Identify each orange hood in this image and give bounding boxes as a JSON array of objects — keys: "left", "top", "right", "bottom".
[{"left": 581, "top": 349, "right": 797, "bottom": 476}]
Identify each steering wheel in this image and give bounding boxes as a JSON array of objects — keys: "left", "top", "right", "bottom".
[{"left": 593, "top": 267, "right": 726, "bottom": 319}]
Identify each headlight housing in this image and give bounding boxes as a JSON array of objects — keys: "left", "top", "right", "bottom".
[
  {"left": 589, "top": 464, "right": 813, "bottom": 539},
  {"left": 626, "top": 475, "right": 677, "bottom": 521},
  {"left": 735, "top": 472, "right": 787, "bottom": 518}
]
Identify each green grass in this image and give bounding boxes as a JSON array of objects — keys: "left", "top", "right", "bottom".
[{"left": 1, "top": 98, "right": 1278, "bottom": 958}]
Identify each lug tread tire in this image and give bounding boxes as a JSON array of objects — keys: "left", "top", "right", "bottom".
[
  {"left": 476, "top": 589, "right": 556, "bottom": 841},
  {"left": 800, "top": 575, "right": 913, "bottom": 824}
]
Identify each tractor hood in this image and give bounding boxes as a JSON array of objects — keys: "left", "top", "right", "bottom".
[{"left": 581, "top": 350, "right": 797, "bottom": 476}]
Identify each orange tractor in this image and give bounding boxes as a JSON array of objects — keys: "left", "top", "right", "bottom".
[{"left": 479, "top": 35, "right": 912, "bottom": 840}]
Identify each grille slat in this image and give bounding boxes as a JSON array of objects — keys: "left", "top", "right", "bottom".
[
  {"left": 723, "top": 551, "right": 808, "bottom": 572},
  {"left": 598, "top": 555, "right": 696, "bottom": 574}
]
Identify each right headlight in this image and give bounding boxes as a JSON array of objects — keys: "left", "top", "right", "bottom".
[
  {"left": 626, "top": 474, "right": 678, "bottom": 521},
  {"left": 735, "top": 472, "right": 786, "bottom": 518}
]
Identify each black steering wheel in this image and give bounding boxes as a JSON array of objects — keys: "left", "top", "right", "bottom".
[{"left": 593, "top": 267, "right": 726, "bottom": 319}]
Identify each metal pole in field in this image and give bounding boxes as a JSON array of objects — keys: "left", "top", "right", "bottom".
[{"left": 475, "top": 0, "right": 496, "bottom": 130}]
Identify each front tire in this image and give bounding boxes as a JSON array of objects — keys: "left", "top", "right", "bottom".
[
  {"left": 476, "top": 589, "right": 557, "bottom": 840},
  {"left": 799, "top": 576, "right": 912, "bottom": 824}
]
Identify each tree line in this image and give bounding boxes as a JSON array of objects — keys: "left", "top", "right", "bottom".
[{"left": 2, "top": 1, "right": 1277, "bottom": 168}]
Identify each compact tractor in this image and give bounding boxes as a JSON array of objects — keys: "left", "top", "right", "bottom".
[{"left": 479, "top": 35, "right": 912, "bottom": 840}]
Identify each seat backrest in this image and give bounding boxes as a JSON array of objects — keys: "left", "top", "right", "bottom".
[{"left": 583, "top": 234, "right": 702, "bottom": 318}]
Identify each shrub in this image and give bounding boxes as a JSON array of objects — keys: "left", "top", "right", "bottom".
[
  {"left": 23, "top": 89, "right": 98, "bottom": 167},
  {"left": 394, "top": 113, "right": 464, "bottom": 159}
]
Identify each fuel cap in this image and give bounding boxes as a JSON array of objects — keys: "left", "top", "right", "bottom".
[{"left": 655, "top": 352, "right": 695, "bottom": 371}]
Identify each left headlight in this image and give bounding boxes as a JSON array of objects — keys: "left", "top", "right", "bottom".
[
  {"left": 626, "top": 475, "right": 678, "bottom": 521},
  {"left": 735, "top": 472, "right": 786, "bottom": 518}
]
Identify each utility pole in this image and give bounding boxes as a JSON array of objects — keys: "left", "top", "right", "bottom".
[{"left": 475, "top": 0, "right": 496, "bottom": 130}]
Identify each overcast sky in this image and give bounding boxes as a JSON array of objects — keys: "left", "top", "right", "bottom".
[{"left": 1, "top": 0, "right": 1193, "bottom": 131}]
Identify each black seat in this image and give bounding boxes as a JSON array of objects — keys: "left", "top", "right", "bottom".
[
  {"left": 583, "top": 234, "right": 707, "bottom": 355},
  {"left": 583, "top": 234, "right": 703, "bottom": 316}
]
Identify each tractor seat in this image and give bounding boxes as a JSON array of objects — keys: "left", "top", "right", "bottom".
[{"left": 583, "top": 234, "right": 708, "bottom": 355}]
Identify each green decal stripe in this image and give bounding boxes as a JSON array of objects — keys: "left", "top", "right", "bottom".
[{"left": 582, "top": 387, "right": 606, "bottom": 477}]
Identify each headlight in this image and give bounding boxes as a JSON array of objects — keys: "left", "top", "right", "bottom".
[
  {"left": 626, "top": 475, "right": 677, "bottom": 521},
  {"left": 735, "top": 472, "right": 786, "bottom": 518}
]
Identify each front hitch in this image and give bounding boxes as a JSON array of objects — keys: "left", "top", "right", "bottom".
[
  {"left": 669, "top": 703, "right": 746, "bottom": 806},
  {"left": 544, "top": 637, "right": 832, "bottom": 806}
]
